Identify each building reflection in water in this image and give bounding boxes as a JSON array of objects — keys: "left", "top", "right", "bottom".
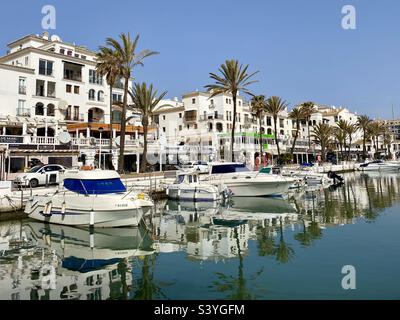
[{"left": 0, "top": 172, "right": 400, "bottom": 300}]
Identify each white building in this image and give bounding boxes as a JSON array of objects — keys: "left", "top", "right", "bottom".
[
  {"left": 153, "top": 91, "right": 296, "bottom": 168},
  {"left": 0, "top": 32, "right": 148, "bottom": 179}
]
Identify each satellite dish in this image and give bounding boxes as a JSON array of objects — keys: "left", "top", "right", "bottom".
[
  {"left": 51, "top": 35, "right": 61, "bottom": 42},
  {"left": 58, "top": 132, "right": 72, "bottom": 144},
  {"left": 58, "top": 100, "right": 68, "bottom": 111}
]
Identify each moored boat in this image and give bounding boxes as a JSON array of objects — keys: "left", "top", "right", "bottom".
[
  {"left": 359, "top": 160, "right": 400, "bottom": 172},
  {"left": 167, "top": 171, "right": 229, "bottom": 201},
  {"left": 25, "top": 170, "right": 153, "bottom": 228},
  {"left": 202, "top": 163, "right": 294, "bottom": 197}
]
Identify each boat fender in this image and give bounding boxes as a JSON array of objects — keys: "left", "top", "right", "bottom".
[
  {"left": 166, "top": 187, "right": 169, "bottom": 196},
  {"left": 194, "top": 187, "right": 198, "bottom": 201},
  {"left": 43, "top": 202, "right": 53, "bottom": 216},
  {"left": 61, "top": 202, "right": 67, "bottom": 215},
  {"left": 178, "top": 188, "right": 181, "bottom": 199},
  {"left": 90, "top": 211, "right": 95, "bottom": 227}
]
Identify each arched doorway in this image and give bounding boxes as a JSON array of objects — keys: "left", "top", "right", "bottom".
[{"left": 35, "top": 103, "right": 44, "bottom": 116}]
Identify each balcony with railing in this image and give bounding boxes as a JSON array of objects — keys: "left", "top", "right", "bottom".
[
  {"left": 244, "top": 118, "right": 258, "bottom": 125},
  {"left": 17, "top": 108, "right": 31, "bottom": 117},
  {"left": 199, "top": 114, "right": 224, "bottom": 121},
  {"left": 65, "top": 114, "right": 85, "bottom": 122},
  {"left": 18, "top": 86, "right": 26, "bottom": 95},
  {"left": 31, "top": 136, "right": 57, "bottom": 145},
  {"left": 0, "top": 134, "right": 147, "bottom": 151},
  {"left": 184, "top": 110, "right": 198, "bottom": 122},
  {"left": 64, "top": 62, "right": 83, "bottom": 82}
]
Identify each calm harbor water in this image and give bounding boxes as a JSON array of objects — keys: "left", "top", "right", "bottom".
[{"left": 1, "top": 172, "right": 400, "bottom": 300}]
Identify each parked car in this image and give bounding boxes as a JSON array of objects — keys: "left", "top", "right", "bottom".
[
  {"left": 14, "top": 165, "right": 66, "bottom": 188},
  {"left": 28, "top": 158, "right": 44, "bottom": 169}
]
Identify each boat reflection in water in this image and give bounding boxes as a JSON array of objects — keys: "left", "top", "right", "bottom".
[
  {"left": 154, "top": 197, "right": 299, "bottom": 262},
  {"left": 0, "top": 222, "right": 154, "bottom": 300},
  {"left": 2, "top": 172, "right": 400, "bottom": 300}
]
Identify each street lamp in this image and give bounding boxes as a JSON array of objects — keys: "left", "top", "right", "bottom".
[{"left": 99, "top": 127, "right": 104, "bottom": 170}]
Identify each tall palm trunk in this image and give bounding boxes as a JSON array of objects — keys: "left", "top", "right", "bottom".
[
  {"left": 109, "top": 85, "right": 113, "bottom": 169},
  {"left": 231, "top": 93, "right": 237, "bottom": 162},
  {"left": 321, "top": 143, "right": 326, "bottom": 162},
  {"left": 118, "top": 76, "right": 129, "bottom": 173},
  {"left": 273, "top": 115, "right": 280, "bottom": 157},
  {"left": 362, "top": 129, "right": 367, "bottom": 160},
  {"left": 348, "top": 137, "right": 352, "bottom": 160},
  {"left": 307, "top": 119, "right": 311, "bottom": 151},
  {"left": 290, "top": 120, "right": 300, "bottom": 156},
  {"left": 259, "top": 116, "right": 263, "bottom": 163},
  {"left": 340, "top": 143, "right": 343, "bottom": 161},
  {"left": 141, "top": 119, "right": 149, "bottom": 173}
]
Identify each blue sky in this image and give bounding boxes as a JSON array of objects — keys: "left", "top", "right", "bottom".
[{"left": 1, "top": 0, "right": 400, "bottom": 119}]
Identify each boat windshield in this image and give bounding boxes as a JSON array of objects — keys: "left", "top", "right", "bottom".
[
  {"left": 177, "top": 175, "right": 185, "bottom": 184},
  {"left": 211, "top": 164, "right": 250, "bottom": 174},
  {"left": 64, "top": 178, "right": 127, "bottom": 195}
]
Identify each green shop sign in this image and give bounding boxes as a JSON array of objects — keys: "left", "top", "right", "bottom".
[{"left": 217, "top": 132, "right": 275, "bottom": 139}]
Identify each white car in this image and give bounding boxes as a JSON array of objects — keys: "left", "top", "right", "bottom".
[{"left": 14, "top": 165, "right": 66, "bottom": 188}]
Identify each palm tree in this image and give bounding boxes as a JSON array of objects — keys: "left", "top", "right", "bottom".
[
  {"left": 294, "top": 220, "right": 313, "bottom": 247},
  {"left": 211, "top": 227, "right": 262, "bottom": 299},
  {"left": 333, "top": 127, "right": 347, "bottom": 161},
  {"left": 345, "top": 123, "right": 358, "bottom": 161},
  {"left": 205, "top": 60, "right": 258, "bottom": 161},
  {"left": 312, "top": 123, "right": 333, "bottom": 162},
  {"left": 265, "top": 96, "right": 289, "bottom": 157},
  {"left": 369, "top": 121, "right": 383, "bottom": 158},
  {"left": 133, "top": 255, "right": 168, "bottom": 300},
  {"left": 299, "top": 102, "right": 315, "bottom": 152},
  {"left": 256, "top": 226, "right": 276, "bottom": 257},
  {"left": 250, "top": 95, "right": 267, "bottom": 161},
  {"left": 357, "top": 115, "right": 372, "bottom": 160},
  {"left": 103, "top": 33, "right": 158, "bottom": 173},
  {"left": 289, "top": 106, "right": 306, "bottom": 157},
  {"left": 96, "top": 47, "right": 121, "bottom": 161},
  {"left": 336, "top": 119, "right": 349, "bottom": 158},
  {"left": 272, "top": 218, "right": 295, "bottom": 264},
  {"left": 129, "top": 83, "right": 167, "bottom": 173},
  {"left": 382, "top": 125, "right": 392, "bottom": 158}
]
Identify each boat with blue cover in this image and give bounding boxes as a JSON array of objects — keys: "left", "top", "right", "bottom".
[{"left": 25, "top": 170, "right": 153, "bottom": 228}]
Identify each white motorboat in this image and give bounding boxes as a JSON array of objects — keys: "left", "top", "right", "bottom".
[
  {"left": 282, "top": 167, "right": 333, "bottom": 186},
  {"left": 25, "top": 170, "right": 154, "bottom": 228},
  {"left": 260, "top": 167, "right": 304, "bottom": 189},
  {"left": 201, "top": 163, "right": 294, "bottom": 197},
  {"left": 166, "top": 171, "right": 229, "bottom": 201},
  {"left": 25, "top": 222, "right": 155, "bottom": 268},
  {"left": 359, "top": 160, "right": 400, "bottom": 172}
]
